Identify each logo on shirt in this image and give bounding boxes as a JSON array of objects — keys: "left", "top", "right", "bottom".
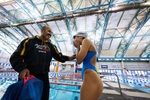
[{"left": 35, "top": 44, "right": 50, "bottom": 53}]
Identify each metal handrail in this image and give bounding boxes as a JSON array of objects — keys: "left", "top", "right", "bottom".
[{"left": 98, "top": 72, "right": 122, "bottom": 95}]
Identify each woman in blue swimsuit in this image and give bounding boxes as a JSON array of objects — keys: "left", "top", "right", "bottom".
[{"left": 73, "top": 32, "right": 103, "bottom": 100}]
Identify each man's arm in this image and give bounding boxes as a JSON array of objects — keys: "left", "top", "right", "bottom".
[
  {"left": 9, "top": 38, "right": 30, "bottom": 73},
  {"left": 52, "top": 45, "right": 75, "bottom": 62}
]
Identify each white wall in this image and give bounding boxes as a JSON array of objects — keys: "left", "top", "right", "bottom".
[
  {"left": 98, "top": 62, "right": 150, "bottom": 70},
  {"left": 0, "top": 49, "right": 10, "bottom": 63},
  {"left": 124, "top": 62, "right": 150, "bottom": 70},
  {"left": 51, "top": 61, "right": 76, "bottom": 72},
  {"left": 98, "top": 62, "right": 122, "bottom": 69}
]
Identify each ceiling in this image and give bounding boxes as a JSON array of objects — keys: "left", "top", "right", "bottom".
[{"left": 0, "top": 0, "right": 150, "bottom": 62}]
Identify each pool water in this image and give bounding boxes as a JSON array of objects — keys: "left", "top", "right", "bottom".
[{"left": 49, "top": 80, "right": 81, "bottom": 100}]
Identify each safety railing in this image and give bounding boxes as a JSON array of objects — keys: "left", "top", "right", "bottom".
[
  {"left": 98, "top": 72, "right": 122, "bottom": 95},
  {"left": 98, "top": 72, "right": 135, "bottom": 100}
]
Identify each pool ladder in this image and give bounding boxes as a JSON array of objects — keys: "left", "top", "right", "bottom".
[{"left": 98, "top": 72, "right": 135, "bottom": 100}]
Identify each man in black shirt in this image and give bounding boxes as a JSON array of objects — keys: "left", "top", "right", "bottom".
[{"left": 10, "top": 26, "right": 76, "bottom": 100}]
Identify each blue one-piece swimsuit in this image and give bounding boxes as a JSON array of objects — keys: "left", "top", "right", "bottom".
[{"left": 81, "top": 51, "right": 97, "bottom": 80}]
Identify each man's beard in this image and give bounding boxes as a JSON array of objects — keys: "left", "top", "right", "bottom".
[{"left": 44, "top": 35, "right": 51, "bottom": 40}]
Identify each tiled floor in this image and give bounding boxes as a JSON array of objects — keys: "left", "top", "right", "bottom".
[
  {"left": 122, "top": 91, "right": 150, "bottom": 98},
  {"left": 101, "top": 78, "right": 150, "bottom": 100}
]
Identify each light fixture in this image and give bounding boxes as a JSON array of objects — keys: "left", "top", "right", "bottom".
[{"left": 10, "top": 23, "right": 19, "bottom": 26}]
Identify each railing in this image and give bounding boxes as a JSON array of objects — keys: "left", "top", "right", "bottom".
[
  {"left": 98, "top": 72, "right": 135, "bottom": 100},
  {"left": 98, "top": 72, "right": 122, "bottom": 95}
]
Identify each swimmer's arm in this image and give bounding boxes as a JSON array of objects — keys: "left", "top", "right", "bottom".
[{"left": 76, "top": 39, "right": 90, "bottom": 64}]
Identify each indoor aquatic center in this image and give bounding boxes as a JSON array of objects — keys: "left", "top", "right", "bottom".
[{"left": 0, "top": 0, "right": 150, "bottom": 100}]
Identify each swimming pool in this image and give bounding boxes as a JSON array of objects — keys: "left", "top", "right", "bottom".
[
  {"left": 49, "top": 73, "right": 82, "bottom": 100},
  {"left": 49, "top": 81, "right": 81, "bottom": 100},
  {"left": 0, "top": 71, "right": 150, "bottom": 100}
]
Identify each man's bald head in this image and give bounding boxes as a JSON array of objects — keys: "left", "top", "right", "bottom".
[{"left": 40, "top": 26, "right": 53, "bottom": 40}]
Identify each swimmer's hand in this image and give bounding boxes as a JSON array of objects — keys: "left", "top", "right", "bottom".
[{"left": 73, "top": 40, "right": 80, "bottom": 49}]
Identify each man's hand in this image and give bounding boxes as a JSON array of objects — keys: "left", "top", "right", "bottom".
[
  {"left": 69, "top": 54, "right": 76, "bottom": 60},
  {"left": 19, "top": 69, "right": 30, "bottom": 79}
]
